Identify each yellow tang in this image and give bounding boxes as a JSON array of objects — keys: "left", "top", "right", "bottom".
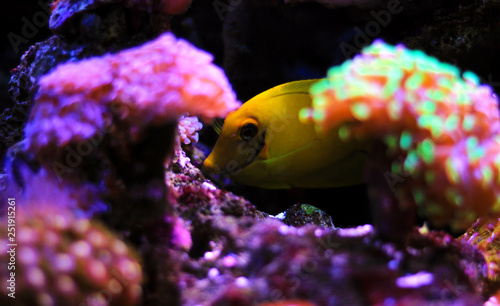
[{"left": 202, "top": 79, "right": 366, "bottom": 189}]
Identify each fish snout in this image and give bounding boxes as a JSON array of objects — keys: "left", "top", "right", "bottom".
[{"left": 202, "top": 158, "right": 220, "bottom": 176}]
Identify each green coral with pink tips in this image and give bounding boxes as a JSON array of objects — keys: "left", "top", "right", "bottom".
[{"left": 300, "top": 40, "right": 500, "bottom": 232}]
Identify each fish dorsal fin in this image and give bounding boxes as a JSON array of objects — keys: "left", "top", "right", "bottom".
[
  {"left": 264, "top": 79, "right": 322, "bottom": 100},
  {"left": 212, "top": 118, "right": 224, "bottom": 135}
]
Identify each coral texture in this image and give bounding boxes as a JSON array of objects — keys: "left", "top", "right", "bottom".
[
  {"left": 166, "top": 146, "right": 262, "bottom": 223},
  {"left": 301, "top": 41, "right": 500, "bottom": 232},
  {"left": 164, "top": 144, "right": 488, "bottom": 305},
  {"left": 25, "top": 32, "right": 239, "bottom": 162},
  {"left": 177, "top": 115, "right": 203, "bottom": 145},
  {"left": 281, "top": 203, "right": 336, "bottom": 228},
  {"left": 0, "top": 208, "right": 142, "bottom": 305},
  {"left": 178, "top": 216, "right": 485, "bottom": 305},
  {"left": 460, "top": 217, "right": 500, "bottom": 297}
]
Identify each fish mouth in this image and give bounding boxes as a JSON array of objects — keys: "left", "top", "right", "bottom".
[{"left": 202, "top": 131, "right": 266, "bottom": 180}]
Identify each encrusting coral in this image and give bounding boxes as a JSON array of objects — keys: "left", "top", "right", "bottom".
[
  {"left": 161, "top": 126, "right": 486, "bottom": 304},
  {"left": 177, "top": 216, "right": 485, "bottom": 305},
  {"left": 300, "top": 40, "right": 500, "bottom": 241},
  {"left": 0, "top": 207, "right": 142, "bottom": 306}
]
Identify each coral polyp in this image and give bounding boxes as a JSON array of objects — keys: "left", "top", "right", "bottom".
[
  {"left": 177, "top": 115, "right": 203, "bottom": 145},
  {"left": 300, "top": 40, "right": 500, "bottom": 232},
  {"left": 0, "top": 208, "right": 142, "bottom": 306}
]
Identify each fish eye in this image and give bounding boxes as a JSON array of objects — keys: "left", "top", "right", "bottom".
[{"left": 240, "top": 122, "right": 258, "bottom": 140}]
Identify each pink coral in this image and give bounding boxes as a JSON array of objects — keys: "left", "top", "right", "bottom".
[
  {"left": 0, "top": 208, "right": 142, "bottom": 306},
  {"left": 177, "top": 115, "right": 203, "bottom": 145},
  {"left": 301, "top": 41, "right": 500, "bottom": 232},
  {"left": 25, "top": 32, "right": 240, "bottom": 155}
]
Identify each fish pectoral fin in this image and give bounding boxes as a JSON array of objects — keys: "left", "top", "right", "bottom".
[
  {"left": 262, "top": 139, "right": 320, "bottom": 166},
  {"left": 211, "top": 118, "right": 224, "bottom": 135}
]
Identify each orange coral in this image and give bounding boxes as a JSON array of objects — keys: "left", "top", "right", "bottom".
[{"left": 300, "top": 41, "right": 500, "bottom": 232}]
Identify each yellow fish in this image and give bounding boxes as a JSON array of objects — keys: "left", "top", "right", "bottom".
[{"left": 202, "top": 79, "right": 366, "bottom": 189}]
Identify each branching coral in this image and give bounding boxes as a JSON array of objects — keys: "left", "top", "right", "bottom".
[
  {"left": 177, "top": 115, "right": 203, "bottom": 145},
  {"left": 0, "top": 208, "right": 142, "bottom": 306},
  {"left": 300, "top": 40, "right": 500, "bottom": 234}
]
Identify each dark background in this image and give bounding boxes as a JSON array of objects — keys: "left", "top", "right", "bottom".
[{"left": 1, "top": 0, "right": 52, "bottom": 112}]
